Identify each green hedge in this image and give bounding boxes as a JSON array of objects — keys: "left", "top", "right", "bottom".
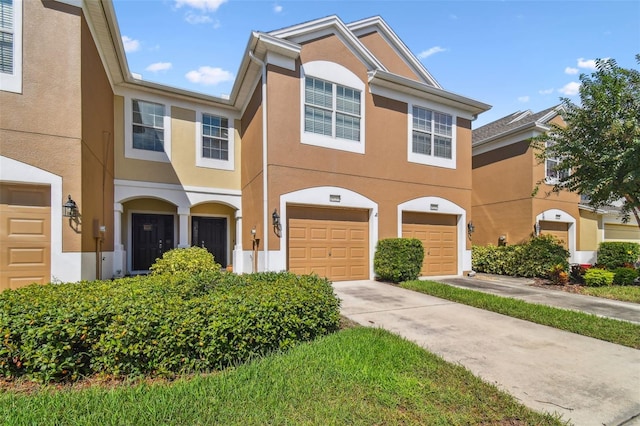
[
  {"left": 472, "top": 235, "right": 569, "bottom": 278},
  {"left": 150, "top": 246, "right": 221, "bottom": 275},
  {"left": 584, "top": 269, "right": 616, "bottom": 287},
  {"left": 374, "top": 238, "right": 424, "bottom": 283},
  {"left": 613, "top": 267, "right": 639, "bottom": 286},
  {"left": 0, "top": 272, "right": 340, "bottom": 383},
  {"left": 597, "top": 242, "right": 640, "bottom": 269}
]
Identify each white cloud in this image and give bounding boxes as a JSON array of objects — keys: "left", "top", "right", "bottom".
[
  {"left": 564, "top": 67, "right": 578, "bottom": 75},
  {"left": 122, "top": 36, "right": 140, "bottom": 53},
  {"left": 417, "top": 46, "right": 447, "bottom": 59},
  {"left": 538, "top": 88, "right": 554, "bottom": 95},
  {"left": 185, "top": 12, "right": 212, "bottom": 24},
  {"left": 146, "top": 62, "right": 172, "bottom": 72},
  {"left": 577, "top": 58, "right": 597, "bottom": 70},
  {"left": 449, "top": 14, "right": 458, "bottom": 20},
  {"left": 517, "top": 96, "right": 530, "bottom": 103},
  {"left": 185, "top": 66, "right": 234, "bottom": 85},
  {"left": 558, "top": 81, "right": 581, "bottom": 96},
  {"left": 274, "top": 4, "right": 283, "bottom": 13},
  {"left": 175, "top": 0, "right": 227, "bottom": 12}
]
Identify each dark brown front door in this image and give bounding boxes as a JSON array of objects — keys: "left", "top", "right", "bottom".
[
  {"left": 192, "top": 217, "right": 227, "bottom": 266},
  {"left": 132, "top": 213, "right": 174, "bottom": 271}
]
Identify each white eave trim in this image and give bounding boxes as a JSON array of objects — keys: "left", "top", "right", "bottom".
[
  {"left": 472, "top": 122, "right": 550, "bottom": 155},
  {"left": 347, "top": 16, "right": 441, "bottom": 89},
  {"left": 368, "top": 70, "right": 491, "bottom": 117},
  {"left": 578, "top": 204, "right": 608, "bottom": 214}
]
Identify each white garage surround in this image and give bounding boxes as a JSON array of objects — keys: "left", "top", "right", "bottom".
[
  {"left": 536, "top": 209, "right": 577, "bottom": 263},
  {"left": 397, "top": 196, "right": 469, "bottom": 275}
]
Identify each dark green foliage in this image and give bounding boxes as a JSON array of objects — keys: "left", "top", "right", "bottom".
[
  {"left": 472, "top": 235, "right": 569, "bottom": 278},
  {"left": 374, "top": 238, "right": 424, "bottom": 283},
  {"left": 613, "top": 267, "right": 639, "bottom": 286},
  {"left": 597, "top": 242, "right": 640, "bottom": 269},
  {"left": 584, "top": 268, "right": 615, "bottom": 287},
  {"left": 0, "top": 272, "right": 340, "bottom": 383}
]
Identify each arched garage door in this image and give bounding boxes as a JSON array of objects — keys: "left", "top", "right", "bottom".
[
  {"left": 540, "top": 221, "right": 569, "bottom": 249},
  {"left": 288, "top": 206, "right": 369, "bottom": 281}
]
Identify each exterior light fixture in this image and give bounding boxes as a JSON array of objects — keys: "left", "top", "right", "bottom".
[
  {"left": 63, "top": 195, "right": 79, "bottom": 219},
  {"left": 272, "top": 208, "right": 281, "bottom": 238},
  {"left": 534, "top": 221, "right": 541, "bottom": 237},
  {"left": 467, "top": 221, "right": 475, "bottom": 238}
]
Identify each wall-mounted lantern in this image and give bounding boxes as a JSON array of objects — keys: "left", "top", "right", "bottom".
[
  {"left": 467, "top": 221, "right": 475, "bottom": 239},
  {"left": 272, "top": 208, "right": 282, "bottom": 238},
  {"left": 63, "top": 195, "right": 79, "bottom": 219},
  {"left": 534, "top": 221, "right": 541, "bottom": 237}
]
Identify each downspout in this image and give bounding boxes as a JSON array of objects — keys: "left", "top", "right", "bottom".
[{"left": 248, "top": 49, "right": 269, "bottom": 271}]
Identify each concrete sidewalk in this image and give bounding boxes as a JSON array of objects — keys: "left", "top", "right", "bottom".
[{"left": 333, "top": 280, "right": 640, "bottom": 426}]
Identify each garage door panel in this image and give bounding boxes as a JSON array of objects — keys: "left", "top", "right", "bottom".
[
  {"left": 540, "top": 221, "right": 569, "bottom": 249},
  {"left": 288, "top": 211, "right": 369, "bottom": 281},
  {"left": 289, "top": 227, "right": 307, "bottom": 240},
  {"left": 402, "top": 216, "right": 457, "bottom": 276}
]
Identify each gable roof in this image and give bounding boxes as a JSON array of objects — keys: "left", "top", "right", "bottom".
[{"left": 473, "top": 105, "right": 561, "bottom": 147}]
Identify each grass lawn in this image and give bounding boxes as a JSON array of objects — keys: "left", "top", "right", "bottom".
[
  {"left": 0, "top": 327, "right": 563, "bottom": 426},
  {"left": 578, "top": 285, "right": 640, "bottom": 303},
  {"left": 400, "top": 280, "right": 640, "bottom": 349}
]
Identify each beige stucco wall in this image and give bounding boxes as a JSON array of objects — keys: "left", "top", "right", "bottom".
[
  {"left": 357, "top": 31, "right": 421, "bottom": 82},
  {"left": 579, "top": 210, "right": 601, "bottom": 251}
]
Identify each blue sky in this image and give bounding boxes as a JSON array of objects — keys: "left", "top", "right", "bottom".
[{"left": 112, "top": 0, "right": 640, "bottom": 127}]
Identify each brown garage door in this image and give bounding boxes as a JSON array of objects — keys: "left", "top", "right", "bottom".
[
  {"left": 402, "top": 212, "right": 457, "bottom": 276},
  {"left": 0, "top": 183, "right": 51, "bottom": 291},
  {"left": 288, "top": 206, "right": 369, "bottom": 281},
  {"left": 604, "top": 223, "right": 640, "bottom": 241},
  {"left": 540, "top": 221, "right": 569, "bottom": 249}
]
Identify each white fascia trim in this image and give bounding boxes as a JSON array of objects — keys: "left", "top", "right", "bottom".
[
  {"left": 536, "top": 209, "right": 577, "bottom": 262},
  {"left": 369, "top": 70, "right": 490, "bottom": 119},
  {"left": 407, "top": 102, "right": 457, "bottom": 169},
  {"left": 276, "top": 186, "right": 379, "bottom": 279},
  {"left": 269, "top": 15, "right": 385, "bottom": 72},
  {"left": 195, "top": 107, "right": 236, "bottom": 171},
  {"left": 300, "top": 61, "right": 366, "bottom": 154},
  {"left": 347, "top": 16, "right": 441, "bottom": 88},
  {"left": 472, "top": 128, "right": 540, "bottom": 156},
  {"left": 397, "top": 196, "right": 467, "bottom": 275},
  {"left": 123, "top": 94, "right": 172, "bottom": 163},
  {"left": 0, "top": 156, "right": 81, "bottom": 283},
  {"left": 0, "top": 0, "right": 22, "bottom": 93}
]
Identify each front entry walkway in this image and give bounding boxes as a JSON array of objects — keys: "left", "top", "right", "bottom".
[{"left": 333, "top": 280, "right": 640, "bottom": 426}]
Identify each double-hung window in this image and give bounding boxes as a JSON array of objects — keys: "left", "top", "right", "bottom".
[
  {"left": 305, "top": 77, "right": 361, "bottom": 142},
  {"left": 202, "top": 114, "right": 228, "bottom": 160},
  {"left": 545, "top": 141, "right": 569, "bottom": 183},
  {"left": 408, "top": 105, "right": 456, "bottom": 169},
  {"left": 0, "top": 0, "right": 21, "bottom": 93},
  {"left": 132, "top": 100, "right": 165, "bottom": 152}
]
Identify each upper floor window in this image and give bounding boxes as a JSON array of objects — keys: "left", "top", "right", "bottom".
[
  {"left": 300, "top": 61, "right": 366, "bottom": 154},
  {"left": 124, "top": 95, "right": 171, "bottom": 163},
  {"left": 0, "top": 0, "right": 22, "bottom": 93},
  {"left": 408, "top": 105, "right": 456, "bottom": 169},
  {"left": 196, "top": 111, "right": 234, "bottom": 170},
  {"left": 545, "top": 142, "right": 569, "bottom": 183},
  {"left": 132, "top": 100, "right": 165, "bottom": 152}
]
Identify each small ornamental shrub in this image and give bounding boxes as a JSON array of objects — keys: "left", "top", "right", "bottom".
[
  {"left": 549, "top": 264, "right": 569, "bottom": 285},
  {"left": 570, "top": 264, "right": 588, "bottom": 284},
  {"left": 374, "top": 238, "right": 424, "bottom": 283},
  {"left": 0, "top": 272, "right": 340, "bottom": 383},
  {"left": 150, "top": 246, "right": 221, "bottom": 275},
  {"left": 597, "top": 242, "right": 640, "bottom": 270},
  {"left": 584, "top": 268, "right": 615, "bottom": 287},
  {"left": 612, "top": 267, "right": 639, "bottom": 286},
  {"left": 472, "top": 235, "right": 569, "bottom": 278}
]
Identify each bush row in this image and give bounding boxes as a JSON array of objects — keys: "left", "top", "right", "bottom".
[
  {"left": 374, "top": 238, "right": 424, "bottom": 283},
  {"left": 597, "top": 242, "right": 640, "bottom": 270},
  {"left": 0, "top": 271, "right": 340, "bottom": 383},
  {"left": 472, "top": 235, "right": 569, "bottom": 278}
]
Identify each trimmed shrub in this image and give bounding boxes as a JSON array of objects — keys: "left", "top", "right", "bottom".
[
  {"left": 584, "top": 268, "right": 615, "bottom": 287},
  {"left": 613, "top": 267, "right": 639, "bottom": 286},
  {"left": 597, "top": 242, "right": 640, "bottom": 270},
  {"left": 549, "top": 264, "right": 569, "bottom": 285},
  {"left": 0, "top": 272, "right": 340, "bottom": 383},
  {"left": 374, "top": 238, "right": 424, "bottom": 283},
  {"left": 150, "top": 246, "right": 221, "bottom": 275},
  {"left": 472, "top": 235, "right": 569, "bottom": 278}
]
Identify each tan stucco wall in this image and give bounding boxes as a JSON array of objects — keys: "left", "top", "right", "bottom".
[
  {"left": 357, "top": 31, "right": 421, "bottom": 82},
  {"left": 579, "top": 210, "right": 601, "bottom": 251}
]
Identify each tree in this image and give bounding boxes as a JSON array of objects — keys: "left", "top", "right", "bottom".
[{"left": 532, "top": 55, "right": 640, "bottom": 228}]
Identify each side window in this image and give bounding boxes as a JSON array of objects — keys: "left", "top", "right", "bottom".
[
  {"left": 0, "top": 0, "right": 22, "bottom": 93},
  {"left": 408, "top": 105, "right": 456, "bottom": 169},
  {"left": 124, "top": 96, "right": 171, "bottom": 162},
  {"left": 545, "top": 141, "right": 569, "bottom": 183},
  {"left": 196, "top": 112, "right": 234, "bottom": 170}
]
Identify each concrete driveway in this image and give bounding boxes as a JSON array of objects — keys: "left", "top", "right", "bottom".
[{"left": 333, "top": 280, "right": 640, "bottom": 426}]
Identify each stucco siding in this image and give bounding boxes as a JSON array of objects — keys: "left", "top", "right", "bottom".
[{"left": 357, "top": 31, "right": 420, "bottom": 81}]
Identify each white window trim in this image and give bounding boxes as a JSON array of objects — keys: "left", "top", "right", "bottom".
[
  {"left": 407, "top": 102, "right": 457, "bottom": 169},
  {"left": 124, "top": 95, "right": 172, "bottom": 163},
  {"left": 300, "top": 61, "right": 365, "bottom": 154},
  {"left": 544, "top": 142, "right": 569, "bottom": 184},
  {"left": 0, "top": 0, "right": 22, "bottom": 93},
  {"left": 195, "top": 109, "right": 235, "bottom": 171}
]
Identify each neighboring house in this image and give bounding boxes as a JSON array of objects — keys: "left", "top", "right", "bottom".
[
  {"left": 1, "top": 0, "right": 490, "bottom": 287},
  {"left": 1, "top": 0, "right": 114, "bottom": 289},
  {"left": 472, "top": 107, "right": 640, "bottom": 264}
]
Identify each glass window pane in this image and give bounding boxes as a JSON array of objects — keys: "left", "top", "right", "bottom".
[
  {"left": 305, "top": 105, "right": 332, "bottom": 136},
  {"left": 133, "top": 126, "right": 164, "bottom": 152},
  {"left": 337, "top": 86, "right": 360, "bottom": 116},
  {"left": 412, "top": 131, "right": 431, "bottom": 155},
  {"left": 336, "top": 113, "right": 360, "bottom": 141},
  {"left": 305, "top": 77, "right": 332, "bottom": 108},
  {"left": 413, "top": 106, "right": 432, "bottom": 132},
  {"left": 433, "top": 136, "right": 452, "bottom": 159},
  {"left": 0, "top": 31, "right": 12, "bottom": 74},
  {"left": 202, "top": 114, "right": 229, "bottom": 161}
]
